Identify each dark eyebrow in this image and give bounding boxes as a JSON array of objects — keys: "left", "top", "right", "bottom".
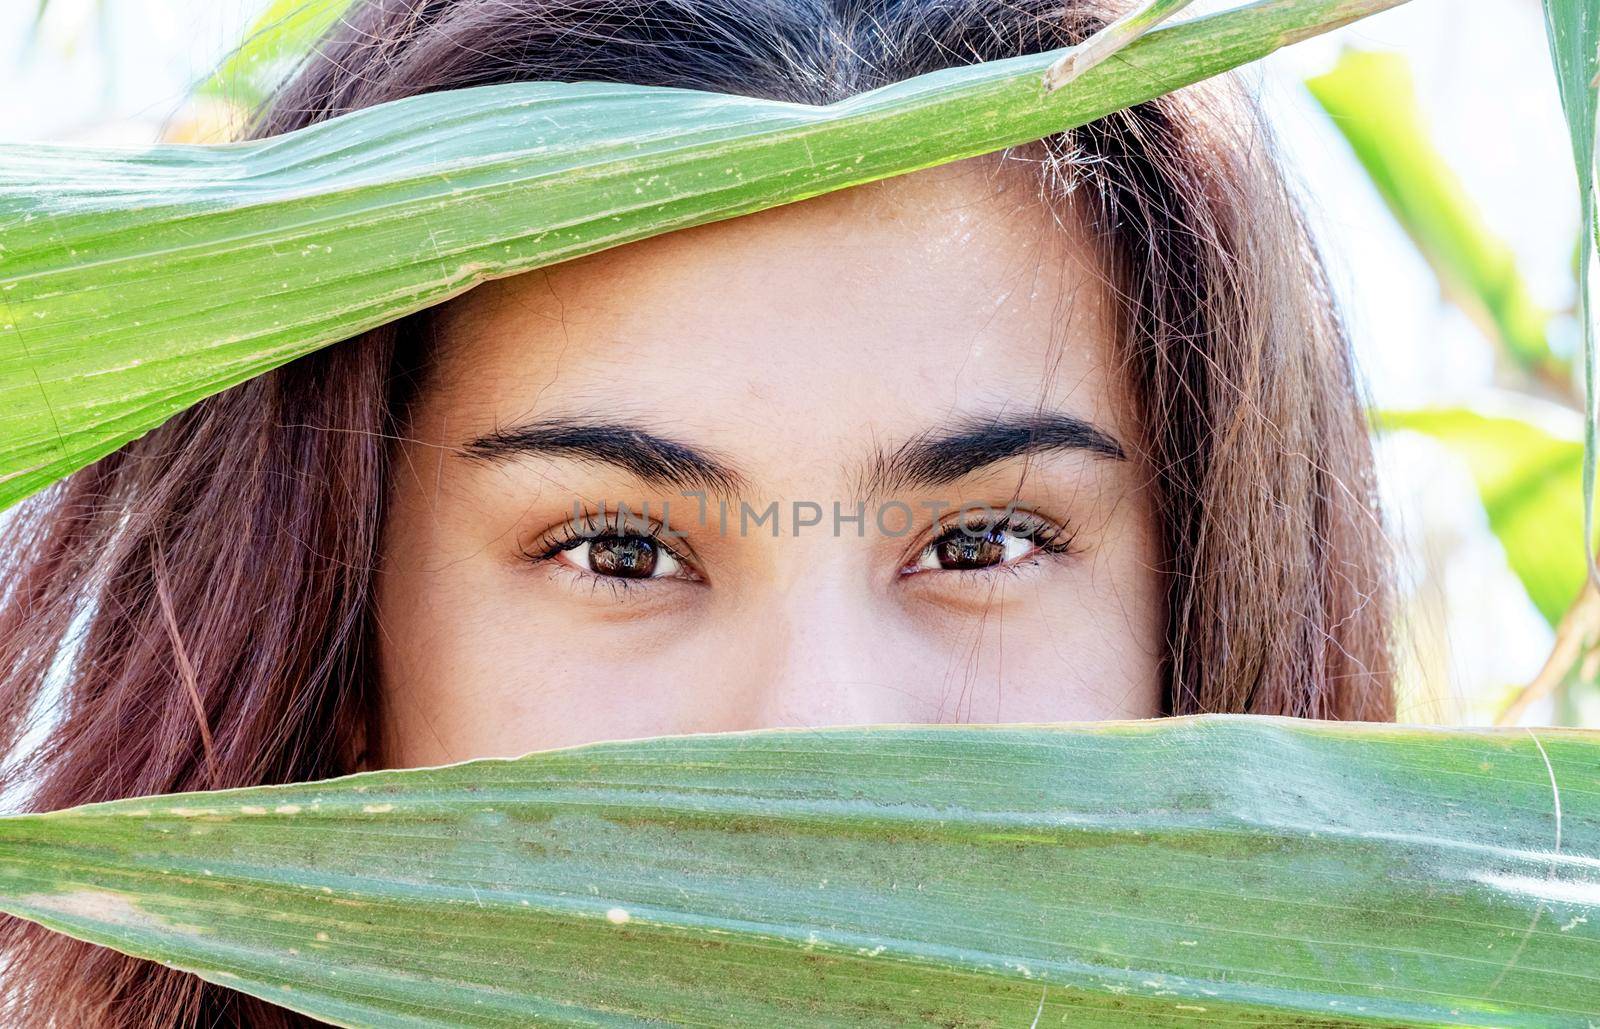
[
  {"left": 461, "top": 418, "right": 745, "bottom": 497},
  {"left": 862, "top": 413, "right": 1126, "bottom": 496}
]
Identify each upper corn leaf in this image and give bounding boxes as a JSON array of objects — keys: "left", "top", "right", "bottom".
[
  {"left": 0, "top": 0, "right": 1403, "bottom": 513},
  {"left": 1042, "top": 0, "right": 1199, "bottom": 91},
  {"left": 1, "top": 717, "right": 1596, "bottom": 1027}
]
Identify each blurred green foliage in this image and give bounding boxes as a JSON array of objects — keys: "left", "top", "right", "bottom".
[
  {"left": 197, "top": 0, "right": 358, "bottom": 112},
  {"left": 1313, "top": 48, "right": 1585, "bottom": 633},
  {"left": 1317, "top": 6, "right": 1597, "bottom": 720},
  {"left": 1308, "top": 51, "right": 1566, "bottom": 386},
  {"left": 1378, "top": 406, "right": 1584, "bottom": 626}
]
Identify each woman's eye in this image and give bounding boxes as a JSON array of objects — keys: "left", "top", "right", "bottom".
[
  {"left": 913, "top": 526, "right": 1033, "bottom": 572},
  {"left": 906, "top": 516, "right": 1074, "bottom": 574},
  {"left": 555, "top": 534, "right": 685, "bottom": 580}
]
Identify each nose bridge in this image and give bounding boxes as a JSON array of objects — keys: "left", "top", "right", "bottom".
[{"left": 745, "top": 581, "right": 921, "bottom": 729}]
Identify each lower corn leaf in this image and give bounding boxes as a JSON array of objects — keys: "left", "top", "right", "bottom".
[{"left": 0, "top": 716, "right": 1596, "bottom": 1027}]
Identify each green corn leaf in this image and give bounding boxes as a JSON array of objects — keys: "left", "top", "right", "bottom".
[
  {"left": 1540, "top": 1, "right": 1600, "bottom": 582},
  {"left": 1042, "top": 0, "right": 1199, "bottom": 91},
  {"left": 195, "top": 0, "right": 361, "bottom": 112},
  {"left": 1308, "top": 51, "right": 1564, "bottom": 387},
  {"left": 1380, "top": 404, "right": 1585, "bottom": 627},
  {"left": 0, "top": 0, "right": 1405, "bottom": 514},
  {"left": 0, "top": 717, "right": 1595, "bottom": 1027}
]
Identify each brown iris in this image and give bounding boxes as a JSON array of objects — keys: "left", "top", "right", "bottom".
[
  {"left": 586, "top": 535, "right": 660, "bottom": 578},
  {"left": 934, "top": 527, "right": 1008, "bottom": 570}
]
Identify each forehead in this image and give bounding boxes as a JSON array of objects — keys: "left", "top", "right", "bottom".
[{"left": 417, "top": 152, "right": 1129, "bottom": 462}]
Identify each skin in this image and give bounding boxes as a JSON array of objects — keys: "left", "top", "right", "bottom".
[{"left": 372, "top": 152, "right": 1165, "bottom": 768}]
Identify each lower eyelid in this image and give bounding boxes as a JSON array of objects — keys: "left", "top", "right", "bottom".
[
  {"left": 537, "top": 561, "right": 698, "bottom": 606},
  {"left": 896, "top": 562, "right": 1042, "bottom": 602}
]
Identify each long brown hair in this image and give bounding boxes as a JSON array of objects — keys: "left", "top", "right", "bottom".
[{"left": 0, "top": 0, "right": 1395, "bottom": 1023}]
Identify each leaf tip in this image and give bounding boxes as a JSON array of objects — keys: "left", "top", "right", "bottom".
[{"left": 1040, "top": 52, "right": 1082, "bottom": 93}]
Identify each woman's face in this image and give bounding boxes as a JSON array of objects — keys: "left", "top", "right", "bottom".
[{"left": 373, "top": 154, "right": 1165, "bottom": 767}]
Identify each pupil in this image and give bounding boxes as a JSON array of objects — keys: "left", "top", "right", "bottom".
[
  {"left": 936, "top": 528, "right": 1007, "bottom": 570},
  {"left": 588, "top": 535, "right": 658, "bottom": 578}
]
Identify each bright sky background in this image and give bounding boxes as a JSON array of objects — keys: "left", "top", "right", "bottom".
[{"left": 1, "top": 0, "right": 1584, "bottom": 724}]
